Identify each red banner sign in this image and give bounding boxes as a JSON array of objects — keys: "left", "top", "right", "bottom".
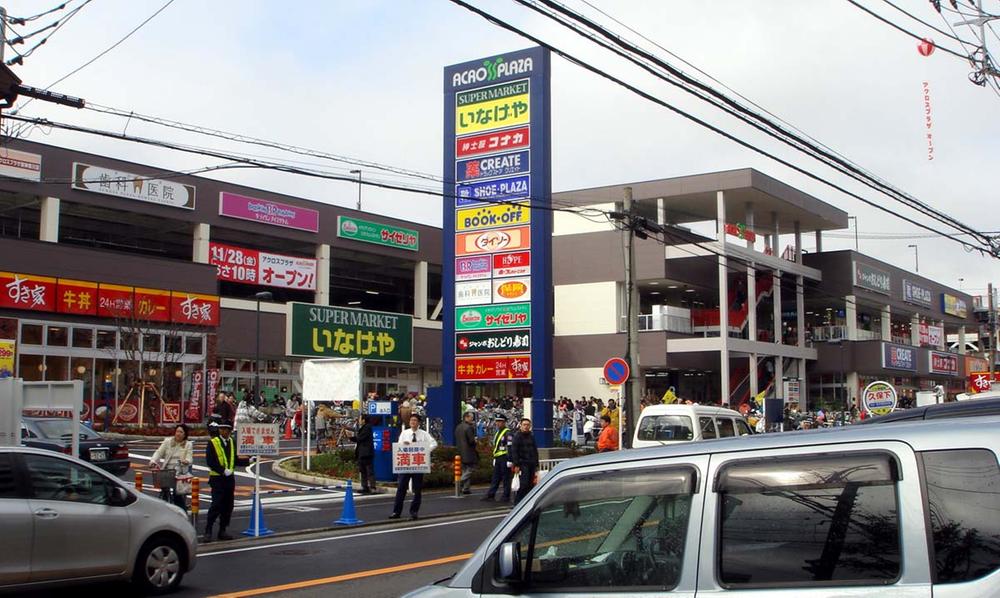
[
  {"left": 0, "top": 272, "right": 56, "bottom": 312},
  {"left": 455, "top": 355, "right": 531, "bottom": 381},
  {"left": 209, "top": 241, "right": 317, "bottom": 291},
  {"left": 97, "top": 284, "right": 134, "bottom": 319},
  {"left": 134, "top": 287, "right": 172, "bottom": 322},
  {"left": 724, "top": 223, "right": 757, "bottom": 243},
  {"left": 185, "top": 369, "right": 204, "bottom": 423},
  {"left": 170, "top": 292, "right": 219, "bottom": 327},
  {"left": 455, "top": 125, "right": 530, "bottom": 158},
  {"left": 969, "top": 371, "right": 998, "bottom": 394},
  {"left": 493, "top": 250, "right": 531, "bottom": 278},
  {"left": 56, "top": 279, "right": 98, "bottom": 316}
]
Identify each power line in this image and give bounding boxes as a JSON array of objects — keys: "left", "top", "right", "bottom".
[
  {"left": 879, "top": 0, "right": 976, "bottom": 43},
  {"left": 6, "top": 0, "right": 92, "bottom": 66},
  {"left": 5, "top": 2, "right": 72, "bottom": 25},
  {"left": 845, "top": 0, "right": 972, "bottom": 59},
  {"left": 448, "top": 0, "right": 996, "bottom": 257},
  {"left": 525, "top": 0, "right": 990, "bottom": 246}
]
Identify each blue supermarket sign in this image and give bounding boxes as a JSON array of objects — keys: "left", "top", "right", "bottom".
[
  {"left": 456, "top": 150, "right": 530, "bottom": 183},
  {"left": 456, "top": 174, "right": 530, "bottom": 207}
]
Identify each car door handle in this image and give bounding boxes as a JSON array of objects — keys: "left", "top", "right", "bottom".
[{"left": 33, "top": 508, "right": 59, "bottom": 519}]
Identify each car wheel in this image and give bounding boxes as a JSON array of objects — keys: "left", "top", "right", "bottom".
[{"left": 133, "top": 538, "right": 184, "bottom": 594}]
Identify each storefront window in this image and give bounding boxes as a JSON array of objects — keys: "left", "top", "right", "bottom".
[
  {"left": 165, "top": 335, "right": 182, "bottom": 354},
  {"left": 120, "top": 332, "right": 138, "bottom": 351},
  {"left": 46, "top": 326, "right": 68, "bottom": 347},
  {"left": 185, "top": 336, "right": 203, "bottom": 355},
  {"left": 222, "top": 358, "right": 237, "bottom": 372},
  {"left": 45, "top": 356, "right": 69, "bottom": 381},
  {"left": 21, "top": 324, "right": 42, "bottom": 345},
  {"left": 71, "top": 358, "right": 94, "bottom": 412},
  {"left": 19, "top": 354, "right": 43, "bottom": 381},
  {"left": 143, "top": 333, "right": 161, "bottom": 353},
  {"left": 96, "top": 329, "right": 116, "bottom": 349},
  {"left": 72, "top": 328, "right": 94, "bottom": 348}
]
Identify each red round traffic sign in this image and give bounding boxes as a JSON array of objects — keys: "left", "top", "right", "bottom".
[{"left": 603, "top": 358, "right": 630, "bottom": 385}]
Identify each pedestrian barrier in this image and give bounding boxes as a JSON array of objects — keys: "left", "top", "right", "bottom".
[
  {"left": 135, "top": 470, "right": 143, "bottom": 493},
  {"left": 453, "top": 455, "right": 462, "bottom": 498},
  {"left": 242, "top": 491, "right": 274, "bottom": 538},
  {"left": 190, "top": 478, "right": 200, "bottom": 527},
  {"left": 537, "top": 458, "right": 567, "bottom": 478},
  {"left": 334, "top": 479, "right": 363, "bottom": 526}
]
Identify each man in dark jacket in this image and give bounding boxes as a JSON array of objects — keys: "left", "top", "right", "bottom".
[
  {"left": 353, "top": 415, "right": 376, "bottom": 494},
  {"left": 455, "top": 409, "right": 478, "bottom": 495},
  {"left": 511, "top": 418, "right": 539, "bottom": 504},
  {"left": 204, "top": 421, "right": 236, "bottom": 542}
]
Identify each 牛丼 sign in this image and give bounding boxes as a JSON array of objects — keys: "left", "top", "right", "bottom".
[
  {"left": 236, "top": 422, "right": 280, "bottom": 456},
  {"left": 286, "top": 302, "right": 413, "bottom": 363},
  {"left": 72, "top": 163, "right": 195, "bottom": 209},
  {"left": 336, "top": 216, "right": 418, "bottom": 251},
  {"left": 391, "top": 441, "right": 431, "bottom": 474}
]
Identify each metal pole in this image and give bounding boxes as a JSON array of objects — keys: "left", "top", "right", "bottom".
[
  {"left": 623, "top": 186, "right": 641, "bottom": 448},
  {"left": 253, "top": 456, "right": 261, "bottom": 537},
  {"left": 990, "top": 283, "right": 995, "bottom": 378},
  {"left": 0, "top": 7, "right": 6, "bottom": 63},
  {"left": 255, "top": 297, "right": 261, "bottom": 405},
  {"left": 351, "top": 169, "right": 362, "bottom": 211}
]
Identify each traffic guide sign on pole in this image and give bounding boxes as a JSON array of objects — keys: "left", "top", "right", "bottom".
[{"left": 603, "top": 358, "right": 630, "bottom": 386}]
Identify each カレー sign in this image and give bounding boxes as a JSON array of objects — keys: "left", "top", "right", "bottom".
[
  {"left": 208, "top": 242, "right": 317, "bottom": 291},
  {"left": 455, "top": 355, "right": 531, "bottom": 381},
  {"left": 863, "top": 380, "right": 897, "bottom": 416},
  {"left": 854, "top": 262, "right": 891, "bottom": 295},
  {"left": 219, "top": 191, "right": 319, "bottom": 233},
  {"left": 337, "top": 216, "right": 419, "bottom": 251},
  {"left": 236, "top": 422, "right": 280, "bottom": 456},
  {"left": 392, "top": 441, "right": 431, "bottom": 474},
  {"left": 72, "top": 163, "right": 195, "bottom": 209},
  {"left": 286, "top": 302, "right": 413, "bottom": 363},
  {"left": 134, "top": 288, "right": 172, "bottom": 322},
  {"left": 455, "top": 303, "right": 531, "bottom": 331},
  {"left": 456, "top": 329, "right": 530, "bottom": 355}
]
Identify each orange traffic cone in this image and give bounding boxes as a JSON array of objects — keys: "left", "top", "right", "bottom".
[{"left": 284, "top": 418, "right": 293, "bottom": 440}]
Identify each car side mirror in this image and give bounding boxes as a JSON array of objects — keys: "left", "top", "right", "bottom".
[
  {"left": 497, "top": 542, "right": 523, "bottom": 583},
  {"left": 109, "top": 486, "right": 130, "bottom": 506}
]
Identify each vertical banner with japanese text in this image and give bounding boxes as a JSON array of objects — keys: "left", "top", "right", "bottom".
[{"left": 444, "top": 48, "right": 553, "bottom": 446}]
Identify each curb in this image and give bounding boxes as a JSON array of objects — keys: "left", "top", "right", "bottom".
[
  {"left": 272, "top": 455, "right": 347, "bottom": 487},
  {"left": 195, "top": 505, "right": 511, "bottom": 554}
]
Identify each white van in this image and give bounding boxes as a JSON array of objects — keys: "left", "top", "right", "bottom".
[
  {"left": 404, "top": 417, "right": 1000, "bottom": 597},
  {"left": 633, "top": 404, "right": 752, "bottom": 448}
]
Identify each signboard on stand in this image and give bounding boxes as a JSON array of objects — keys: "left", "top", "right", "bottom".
[
  {"left": 236, "top": 422, "right": 280, "bottom": 456},
  {"left": 391, "top": 441, "right": 431, "bottom": 474}
]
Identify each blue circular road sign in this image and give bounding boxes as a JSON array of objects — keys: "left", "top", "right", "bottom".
[{"left": 603, "top": 358, "right": 630, "bottom": 385}]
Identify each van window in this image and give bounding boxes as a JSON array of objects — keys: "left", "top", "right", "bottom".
[
  {"left": 734, "top": 419, "right": 753, "bottom": 436},
  {"left": 699, "top": 417, "right": 717, "bottom": 439},
  {"left": 637, "top": 415, "right": 694, "bottom": 442},
  {"left": 715, "top": 452, "right": 901, "bottom": 588},
  {"left": 500, "top": 466, "right": 697, "bottom": 591},
  {"left": 921, "top": 449, "right": 1000, "bottom": 583},
  {"left": 715, "top": 418, "right": 736, "bottom": 438}
]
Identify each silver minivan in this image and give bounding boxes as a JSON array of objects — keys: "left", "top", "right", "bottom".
[
  {"left": 405, "top": 417, "right": 1000, "bottom": 597},
  {"left": 0, "top": 446, "right": 197, "bottom": 594}
]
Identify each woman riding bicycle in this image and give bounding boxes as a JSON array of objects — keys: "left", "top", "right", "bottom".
[{"left": 150, "top": 424, "right": 194, "bottom": 511}]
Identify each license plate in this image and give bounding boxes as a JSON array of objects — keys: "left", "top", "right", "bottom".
[{"left": 90, "top": 449, "right": 108, "bottom": 461}]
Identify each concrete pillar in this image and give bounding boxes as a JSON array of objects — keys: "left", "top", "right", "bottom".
[
  {"left": 745, "top": 202, "right": 755, "bottom": 250},
  {"left": 794, "top": 221, "right": 802, "bottom": 264},
  {"left": 747, "top": 267, "right": 757, "bottom": 342},
  {"left": 937, "top": 320, "right": 946, "bottom": 350},
  {"left": 846, "top": 295, "right": 858, "bottom": 341},
  {"left": 775, "top": 356, "right": 784, "bottom": 401},
  {"left": 815, "top": 230, "right": 823, "bottom": 253},
  {"left": 881, "top": 304, "right": 891, "bottom": 341},
  {"left": 717, "top": 191, "right": 730, "bottom": 405},
  {"left": 911, "top": 314, "right": 921, "bottom": 346},
  {"left": 798, "top": 357, "right": 808, "bottom": 410},
  {"left": 656, "top": 197, "right": 665, "bottom": 226},
  {"left": 847, "top": 371, "right": 860, "bottom": 409},
  {"left": 39, "top": 197, "right": 59, "bottom": 242},
  {"left": 959, "top": 326, "right": 967, "bottom": 355},
  {"left": 796, "top": 275, "right": 805, "bottom": 347},
  {"left": 773, "top": 272, "right": 782, "bottom": 344},
  {"left": 192, "top": 222, "right": 210, "bottom": 264},
  {"left": 749, "top": 354, "right": 759, "bottom": 399},
  {"left": 315, "top": 243, "right": 331, "bottom": 306},
  {"left": 414, "top": 260, "right": 428, "bottom": 320},
  {"left": 772, "top": 211, "right": 780, "bottom": 257}
]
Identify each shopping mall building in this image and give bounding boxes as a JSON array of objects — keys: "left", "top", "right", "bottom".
[{"left": 0, "top": 139, "right": 983, "bottom": 420}]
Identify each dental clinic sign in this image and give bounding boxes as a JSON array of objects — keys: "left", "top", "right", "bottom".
[
  {"left": 72, "top": 163, "right": 196, "bottom": 209},
  {"left": 444, "top": 48, "right": 553, "bottom": 442}
]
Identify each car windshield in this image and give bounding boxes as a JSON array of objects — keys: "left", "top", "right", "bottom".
[
  {"left": 637, "top": 415, "right": 694, "bottom": 441},
  {"left": 32, "top": 420, "right": 101, "bottom": 441}
]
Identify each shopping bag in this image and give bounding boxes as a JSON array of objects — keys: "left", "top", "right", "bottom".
[{"left": 511, "top": 471, "right": 521, "bottom": 493}]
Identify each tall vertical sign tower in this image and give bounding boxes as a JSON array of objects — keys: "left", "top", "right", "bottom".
[{"left": 443, "top": 48, "right": 553, "bottom": 447}]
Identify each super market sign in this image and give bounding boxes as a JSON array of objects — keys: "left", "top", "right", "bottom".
[{"left": 286, "top": 302, "right": 413, "bottom": 363}]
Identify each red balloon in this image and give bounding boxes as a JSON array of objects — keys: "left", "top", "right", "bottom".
[{"left": 918, "top": 38, "right": 936, "bottom": 57}]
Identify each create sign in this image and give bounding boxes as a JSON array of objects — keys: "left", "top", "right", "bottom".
[
  {"left": 286, "top": 302, "right": 413, "bottom": 363},
  {"left": 882, "top": 343, "right": 916, "bottom": 371}
]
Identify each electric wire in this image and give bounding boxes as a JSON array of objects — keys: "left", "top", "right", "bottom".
[
  {"left": 6, "top": 0, "right": 92, "bottom": 65},
  {"left": 448, "top": 0, "right": 997, "bottom": 257},
  {"left": 5, "top": 2, "right": 72, "bottom": 25},
  {"left": 845, "top": 0, "right": 972, "bottom": 59},
  {"left": 879, "top": 0, "right": 976, "bottom": 43}
]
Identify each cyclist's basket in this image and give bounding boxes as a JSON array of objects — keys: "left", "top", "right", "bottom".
[{"left": 154, "top": 469, "right": 177, "bottom": 490}]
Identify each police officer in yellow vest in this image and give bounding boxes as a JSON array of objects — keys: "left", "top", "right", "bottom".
[
  {"left": 203, "top": 421, "right": 237, "bottom": 542},
  {"left": 481, "top": 413, "right": 514, "bottom": 502}
]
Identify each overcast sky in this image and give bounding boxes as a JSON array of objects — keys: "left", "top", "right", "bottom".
[{"left": 4, "top": 0, "right": 999, "bottom": 298}]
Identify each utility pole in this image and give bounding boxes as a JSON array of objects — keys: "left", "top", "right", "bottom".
[{"left": 622, "top": 186, "right": 641, "bottom": 448}]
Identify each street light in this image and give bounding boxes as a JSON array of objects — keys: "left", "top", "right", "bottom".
[
  {"left": 254, "top": 291, "right": 273, "bottom": 405},
  {"left": 350, "top": 169, "right": 362, "bottom": 211},
  {"left": 847, "top": 216, "right": 859, "bottom": 251},
  {"left": 907, "top": 244, "right": 919, "bottom": 273}
]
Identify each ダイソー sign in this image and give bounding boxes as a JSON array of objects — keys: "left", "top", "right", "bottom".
[
  {"left": 72, "top": 163, "right": 195, "bottom": 209},
  {"left": 882, "top": 342, "right": 916, "bottom": 371},
  {"left": 219, "top": 191, "right": 319, "bottom": 233},
  {"left": 454, "top": 226, "right": 531, "bottom": 256},
  {"left": 236, "top": 422, "right": 280, "bottom": 456},
  {"left": 392, "top": 441, "right": 431, "bottom": 474},
  {"left": 456, "top": 329, "right": 530, "bottom": 355},
  {"left": 862, "top": 380, "right": 897, "bottom": 416},
  {"left": 286, "top": 302, "right": 413, "bottom": 363},
  {"left": 854, "top": 262, "right": 891, "bottom": 295},
  {"left": 336, "top": 216, "right": 419, "bottom": 251}
]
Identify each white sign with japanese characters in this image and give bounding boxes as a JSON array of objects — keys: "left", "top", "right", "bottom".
[
  {"left": 236, "top": 422, "right": 280, "bottom": 456},
  {"left": 391, "top": 441, "right": 432, "bottom": 474},
  {"left": 72, "top": 163, "right": 196, "bottom": 209}
]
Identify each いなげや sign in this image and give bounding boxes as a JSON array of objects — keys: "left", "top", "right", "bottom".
[
  {"left": 286, "top": 302, "right": 413, "bottom": 363},
  {"left": 336, "top": 216, "right": 419, "bottom": 251},
  {"left": 236, "top": 422, "right": 280, "bottom": 456},
  {"left": 391, "top": 441, "right": 431, "bottom": 474},
  {"left": 862, "top": 381, "right": 897, "bottom": 416}
]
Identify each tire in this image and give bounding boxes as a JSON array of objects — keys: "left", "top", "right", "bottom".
[{"left": 133, "top": 537, "right": 185, "bottom": 595}]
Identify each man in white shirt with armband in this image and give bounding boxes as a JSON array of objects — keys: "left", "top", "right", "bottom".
[{"left": 389, "top": 414, "right": 438, "bottom": 520}]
